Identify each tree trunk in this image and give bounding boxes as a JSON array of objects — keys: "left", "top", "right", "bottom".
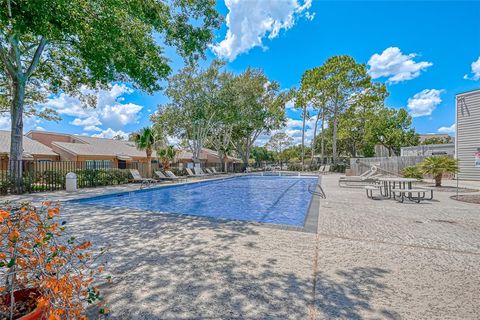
[
  {"left": 320, "top": 109, "right": 325, "bottom": 165},
  {"left": 310, "top": 111, "right": 321, "bottom": 166},
  {"left": 435, "top": 173, "right": 442, "bottom": 187},
  {"left": 301, "top": 105, "right": 307, "bottom": 171},
  {"left": 146, "top": 149, "right": 152, "bottom": 178},
  {"left": 332, "top": 112, "right": 339, "bottom": 165},
  {"left": 9, "top": 79, "right": 26, "bottom": 194}
]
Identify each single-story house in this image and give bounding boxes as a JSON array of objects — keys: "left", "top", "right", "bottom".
[
  {"left": 0, "top": 130, "right": 59, "bottom": 169},
  {"left": 175, "top": 148, "right": 241, "bottom": 169},
  {"left": 26, "top": 131, "right": 156, "bottom": 169},
  {"left": 401, "top": 143, "right": 455, "bottom": 157}
]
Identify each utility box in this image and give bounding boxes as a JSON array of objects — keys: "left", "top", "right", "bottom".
[{"left": 65, "top": 172, "right": 77, "bottom": 192}]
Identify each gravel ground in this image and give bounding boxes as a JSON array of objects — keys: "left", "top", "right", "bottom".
[{"left": 4, "top": 175, "right": 480, "bottom": 319}]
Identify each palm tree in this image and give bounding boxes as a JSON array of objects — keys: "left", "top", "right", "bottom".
[
  {"left": 158, "top": 145, "right": 176, "bottom": 170},
  {"left": 419, "top": 156, "right": 458, "bottom": 187},
  {"left": 131, "top": 127, "right": 159, "bottom": 177}
]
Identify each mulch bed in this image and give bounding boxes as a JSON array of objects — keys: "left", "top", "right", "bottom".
[{"left": 451, "top": 195, "right": 480, "bottom": 204}]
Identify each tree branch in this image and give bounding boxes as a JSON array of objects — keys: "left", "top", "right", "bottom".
[
  {"left": 26, "top": 37, "right": 47, "bottom": 77},
  {"left": 0, "top": 42, "right": 17, "bottom": 78}
]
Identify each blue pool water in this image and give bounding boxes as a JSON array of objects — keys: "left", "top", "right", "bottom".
[{"left": 74, "top": 175, "right": 318, "bottom": 226}]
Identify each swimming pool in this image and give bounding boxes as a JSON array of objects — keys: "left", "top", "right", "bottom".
[{"left": 73, "top": 175, "right": 319, "bottom": 228}]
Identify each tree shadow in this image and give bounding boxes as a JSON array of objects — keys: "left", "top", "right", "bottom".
[{"left": 62, "top": 204, "right": 396, "bottom": 319}]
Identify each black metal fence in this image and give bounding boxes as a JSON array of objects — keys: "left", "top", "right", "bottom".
[{"left": 0, "top": 160, "right": 160, "bottom": 195}]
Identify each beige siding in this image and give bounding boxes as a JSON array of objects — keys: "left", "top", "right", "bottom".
[{"left": 456, "top": 89, "right": 480, "bottom": 181}]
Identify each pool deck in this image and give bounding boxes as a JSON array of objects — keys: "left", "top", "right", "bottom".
[{"left": 2, "top": 174, "right": 480, "bottom": 319}]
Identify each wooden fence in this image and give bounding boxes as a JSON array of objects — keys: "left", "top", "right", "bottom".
[{"left": 349, "top": 156, "right": 428, "bottom": 176}]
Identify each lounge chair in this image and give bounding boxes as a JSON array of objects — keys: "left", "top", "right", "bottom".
[
  {"left": 194, "top": 167, "right": 211, "bottom": 176},
  {"left": 204, "top": 168, "right": 215, "bottom": 175},
  {"left": 210, "top": 168, "right": 226, "bottom": 175},
  {"left": 154, "top": 171, "right": 182, "bottom": 182},
  {"left": 164, "top": 170, "right": 188, "bottom": 181},
  {"left": 129, "top": 169, "right": 157, "bottom": 187},
  {"left": 186, "top": 168, "right": 206, "bottom": 177},
  {"left": 339, "top": 166, "right": 382, "bottom": 187}
]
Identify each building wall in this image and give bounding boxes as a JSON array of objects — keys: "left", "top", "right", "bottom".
[
  {"left": 456, "top": 89, "right": 480, "bottom": 181},
  {"left": 401, "top": 144, "right": 455, "bottom": 156}
]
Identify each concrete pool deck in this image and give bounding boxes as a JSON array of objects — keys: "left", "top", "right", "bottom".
[{"left": 2, "top": 174, "right": 480, "bottom": 319}]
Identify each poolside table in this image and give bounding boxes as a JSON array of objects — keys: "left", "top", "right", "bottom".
[{"left": 377, "top": 177, "right": 419, "bottom": 198}]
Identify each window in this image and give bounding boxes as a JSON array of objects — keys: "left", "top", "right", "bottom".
[{"left": 85, "top": 160, "right": 112, "bottom": 169}]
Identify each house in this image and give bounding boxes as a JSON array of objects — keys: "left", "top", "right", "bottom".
[
  {"left": 175, "top": 148, "right": 241, "bottom": 169},
  {"left": 456, "top": 88, "right": 480, "bottom": 181},
  {"left": 401, "top": 144, "right": 455, "bottom": 157},
  {"left": 0, "top": 130, "right": 59, "bottom": 169},
  {"left": 26, "top": 131, "right": 156, "bottom": 169}
]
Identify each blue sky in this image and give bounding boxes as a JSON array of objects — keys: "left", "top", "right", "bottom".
[{"left": 3, "top": 0, "right": 479, "bottom": 145}]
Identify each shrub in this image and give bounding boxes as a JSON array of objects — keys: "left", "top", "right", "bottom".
[
  {"left": 170, "top": 168, "right": 187, "bottom": 176},
  {"left": 331, "top": 164, "right": 347, "bottom": 173},
  {"left": 418, "top": 156, "right": 458, "bottom": 187},
  {"left": 401, "top": 166, "right": 423, "bottom": 179},
  {"left": 0, "top": 202, "right": 108, "bottom": 318},
  {"left": 287, "top": 162, "right": 302, "bottom": 171}
]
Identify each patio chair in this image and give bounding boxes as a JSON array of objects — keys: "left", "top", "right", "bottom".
[
  {"left": 129, "top": 169, "right": 157, "bottom": 187},
  {"left": 210, "top": 167, "right": 226, "bottom": 175},
  {"left": 194, "top": 167, "right": 211, "bottom": 176},
  {"left": 165, "top": 170, "right": 188, "bottom": 181},
  {"left": 186, "top": 168, "right": 206, "bottom": 177},
  {"left": 204, "top": 168, "right": 216, "bottom": 175},
  {"left": 154, "top": 170, "right": 182, "bottom": 182},
  {"left": 338, "top": 166, "right": 382, "bottom": 187}
]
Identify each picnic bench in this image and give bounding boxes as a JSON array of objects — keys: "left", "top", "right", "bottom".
[{"left": 391, "top": 188, "right": 431, "bottom": 203}]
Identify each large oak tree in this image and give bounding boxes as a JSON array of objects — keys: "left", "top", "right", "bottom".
[{"left": 0, "top": 0, "right": 220, "bottom": 192}]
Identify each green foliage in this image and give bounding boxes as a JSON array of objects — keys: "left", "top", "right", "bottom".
[
  {"left": 250, "top": 146, "right": 275, "bottom": 166},
  {"left": 421, "top": 136, "right": 453, "bottom": 145},
  {"left": 401, "top": 166, "right": 423, "bottom": 179},
  {"left": 418, "top": 156, "right": 458, "bottom": 187},
  {"left": 300, "top": 55, "right": 376, "bottom": 163},
  {"left": 366, "top": 108, "right": 419, "bottom": 156}
]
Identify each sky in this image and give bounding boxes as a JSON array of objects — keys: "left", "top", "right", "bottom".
[{"left": 1, "top": 0, "right": 479, "bottom": 146}]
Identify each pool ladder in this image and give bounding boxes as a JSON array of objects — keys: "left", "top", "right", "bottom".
[{"left": 308, "top": 175, "right": 326, "bottom": 199}]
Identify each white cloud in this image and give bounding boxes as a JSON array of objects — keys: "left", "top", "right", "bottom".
[
  {"left": 212, "top": 0, "right": 313, "bottom": 61},
  {"left": 368, "top": 47, "right": 433, "bottom": 83},
  {"left": 84, "top": 125, "right": 102, "bottom": 132},
  {"left": 91, "top": 128, "right": 129, "bottom": 139},
  {"left": 464, "top": 57, "right": 480, "bottom": 81},
  {"left": 0, "top": 115, "right": 10, "bottom": 130},
  {"left": 407, "top": 89, "right": 444, "bottom": 117},
  {"left": 438, "top": 124, "right": 456, "bottom": 134},
  {"left": 42, "top": 84, "right": 143, "bottom": 131}
]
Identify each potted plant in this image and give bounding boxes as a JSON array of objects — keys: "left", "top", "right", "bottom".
[
  {"left": 0, "top": 201, "right": 108, "bottom": 319},
  {"left": 418, "top": 156, "right": 459, "bottom": 187}
]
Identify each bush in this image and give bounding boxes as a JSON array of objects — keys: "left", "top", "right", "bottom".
[
  {"left": 418, "top": 156, "right": 458, "bottom": 187},
  {"left": 331, "top": 164, "right": 346, "bottom": 173},
  {"left": 401, "top": 166, "right": 423, "bottom": 179},
  {"left": 287, "top": 162, "right": 302, "bottom": 171},
  {"left": 170, "top": 168, "right": 187, "bottom": 176}
]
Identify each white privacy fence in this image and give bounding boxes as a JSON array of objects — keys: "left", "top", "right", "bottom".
[{"left": 350, "top": 156, "right": 429, "bottom": 176}]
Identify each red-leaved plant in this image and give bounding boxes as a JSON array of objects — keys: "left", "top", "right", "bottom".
[{"left": 0, "top": 201, "right": 108, "bottom": 319}]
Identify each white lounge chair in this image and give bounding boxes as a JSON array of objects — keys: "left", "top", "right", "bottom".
[
  {"left": 194, "top": 167, "right": 210, "bottom": 176},
  {"left": 155, "top": 171, "right": 182, "bottom": 182},
  {"left": 129, "top": 169, "right": 157, "bottom": 187},
  {"left": 186, "top": 168, "right": 205, "bottom": 177},
  {"left": 210, "top": 168, "right": 226, "bottom": 175},
  {"left": 165, "top": 170, "right": 188, "bottom": 181}
]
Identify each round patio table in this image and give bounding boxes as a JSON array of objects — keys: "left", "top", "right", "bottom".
[{"left": 377, "top": 177, "right": 419, "bottom": 198}]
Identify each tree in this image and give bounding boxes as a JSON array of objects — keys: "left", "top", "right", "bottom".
[
  {"left": 112, "top": 134, "right": 125, "bottom": 141},
  {"left": 157, "top": 146, "right": 176, "bottom": 171},
  {"left": 301, "top": 56, "right": 373, "bottom": 164},
  {"left": 207, "top": 70, "right": 236, "bottom": 172},
  {"left": 367, "top": 108, "right": 419, "bottom": 156},
  {"left": 153, "top": 61, "right": 223, "bottom": 164},
  {"left": 250, "top": 146, "right": 275, "bottom": 167},
  {"left": 266, "top": 132, "right": 294, "bottom": 170},
  {"left": 337, "top": 83, "right": 388, "bottom": 157},
  {"left": 418, "top": 156, "right": 458, "bottom": 187},
  {"left": 0, "top": 0, "right": 220, "bottom": 192},
  {"left": 131, "top": 127, "right": 162, "bottom": 178},
  {"left": 422, "top": 136, "right": 453, "bottom": 145},
  {"left": 230, "top": 68, "right": 290, "bottom": 170},
  {"left": 293, "top": 90, "right": 309, "bottom": 170}
]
